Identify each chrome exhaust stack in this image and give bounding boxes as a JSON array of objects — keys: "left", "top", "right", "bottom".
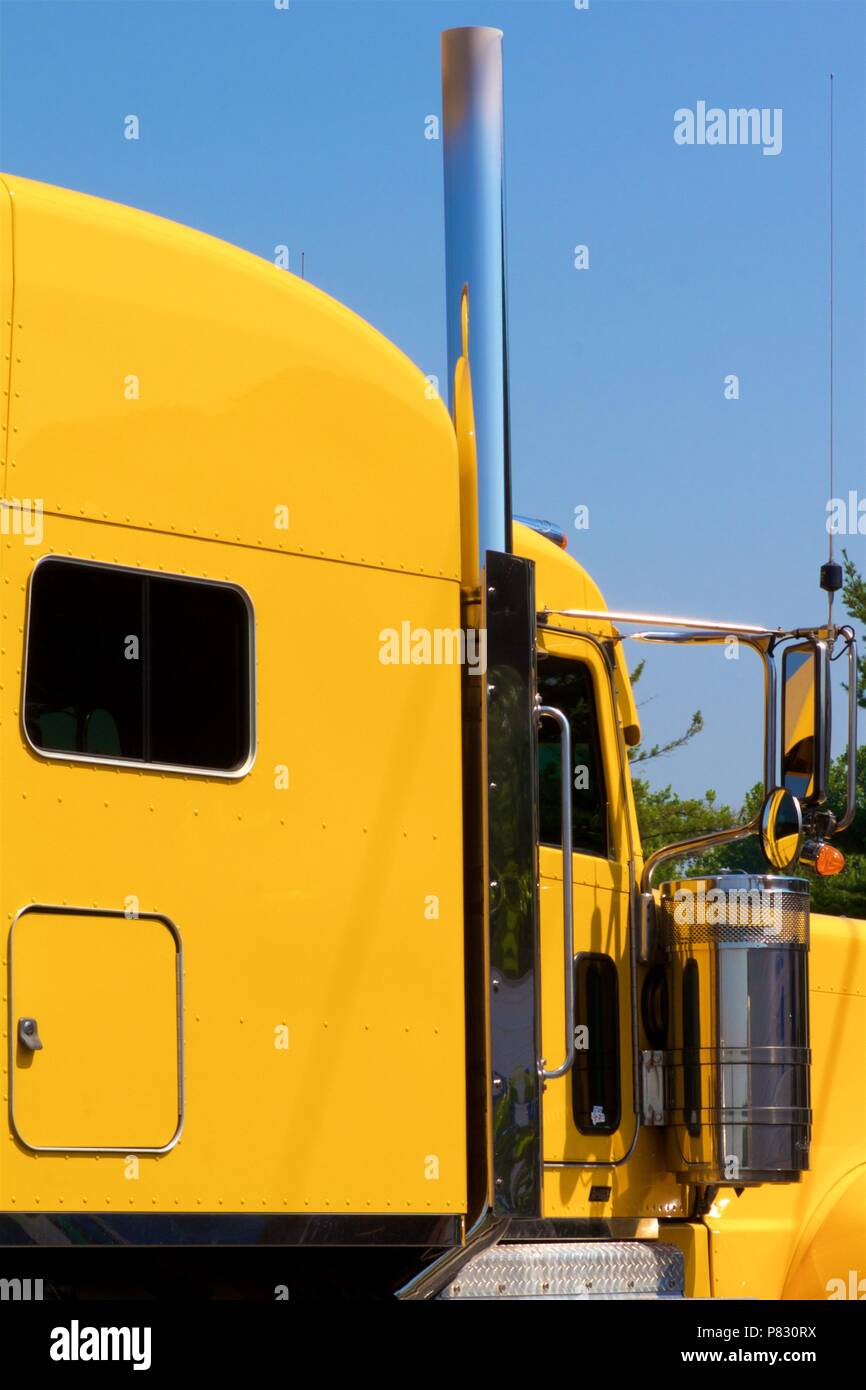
[
  {"left": 436, "top": 28, "right": 544, "bottom": 1244},
  {"left": 441, "top": 26, "right": 512, "bottom": 561}
]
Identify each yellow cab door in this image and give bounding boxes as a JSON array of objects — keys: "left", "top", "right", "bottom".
[{"left": 536, "top": 627, "right": 668, "bottom": 1219}]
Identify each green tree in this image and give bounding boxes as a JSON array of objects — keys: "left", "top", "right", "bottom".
[
  {"left": 631, "top": 778, "right": 741, "bottom": 880},
  {"left": 627, "top": 660, "right": 739, "bottom": 878}
]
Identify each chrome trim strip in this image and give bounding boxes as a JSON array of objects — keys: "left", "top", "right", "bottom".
[
  {"left": 7, "top": 903, "right": 184, "bottom": 1156},
  {"left": 395, "top": 1207, "right": 507, "bottom": 1300},
  {"left": 21, "top": 554, "right": 257, "bottom": 781},
  {"left": 542, "top": 607, "right": 776, "bottom": 636}
]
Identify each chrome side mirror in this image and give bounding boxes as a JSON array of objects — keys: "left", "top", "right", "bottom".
[
  {"left": 781, "top": 640, "right": 830, "bottom": 805},
  {"left": 760, "top": 787, "right": 804, "bottom": 872}
]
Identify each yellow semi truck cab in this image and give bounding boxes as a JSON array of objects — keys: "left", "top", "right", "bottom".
[{"left": 0, "top": 27, "right": 863, "bottom": 1302}]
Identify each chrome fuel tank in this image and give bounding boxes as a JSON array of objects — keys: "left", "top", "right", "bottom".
[{"left": 659, "top": 874, "right": 810, "bottom": 1186}]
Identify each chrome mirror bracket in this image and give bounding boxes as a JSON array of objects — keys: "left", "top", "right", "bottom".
[{"left": 637, "top": 892, "right": 656, "bottom": 964}]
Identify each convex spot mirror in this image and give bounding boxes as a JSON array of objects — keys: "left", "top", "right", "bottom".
[
  {"left": 781, "top": 640, "right": 830, "bottom": 805},
  {"left": 760, "top": 787, "right": 804, "bottom": 872}
]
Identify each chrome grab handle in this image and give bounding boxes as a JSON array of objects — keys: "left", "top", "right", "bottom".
[{"left": 537, "top": 705, "right": 575, "bottom": 1081}]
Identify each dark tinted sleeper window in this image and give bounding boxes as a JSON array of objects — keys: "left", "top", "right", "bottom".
[
  {"left": 538, "top": 655, "right": 608, "bottom": 856},
  {"left": 25, "top": 559, "right": 251, "bottom": 773}
]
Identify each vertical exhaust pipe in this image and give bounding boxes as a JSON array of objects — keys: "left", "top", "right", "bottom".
[
  {"left": 400, "top": 30, "right": 542, "bottom": 1298},
  {"left": 441, "top": 26, "right": 512, "bottom": 564}
]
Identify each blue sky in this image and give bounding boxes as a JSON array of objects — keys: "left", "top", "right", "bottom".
[{"left": 1, "top": 0, "right": 863, "bottom": 805}]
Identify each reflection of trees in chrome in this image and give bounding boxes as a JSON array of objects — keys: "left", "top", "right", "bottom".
[
  {"left": 493, "top": 1068, "right": 540, "bottom": 1213},
  {"left": 488, "top": 656, "right": 540, "bottom": 1211},
  {"left": 488, "top": 662, "right": 537, "bottom": 977}
]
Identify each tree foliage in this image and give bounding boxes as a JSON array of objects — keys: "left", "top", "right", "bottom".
[{"left": 627, "top": 660, "right": 738, "bottom": 878}]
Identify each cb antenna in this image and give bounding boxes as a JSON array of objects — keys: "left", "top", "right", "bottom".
[{"left": 820, "top": 72, "right": 843, "bottom": 625}]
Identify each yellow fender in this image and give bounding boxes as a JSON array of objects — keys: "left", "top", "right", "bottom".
[{"left": 783, "top": 1164, "right": 866, "bottom": 1300}]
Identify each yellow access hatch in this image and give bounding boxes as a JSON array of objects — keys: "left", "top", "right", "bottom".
[{"left": 9, "top": 906, "right": 182, "bottom": 1153}]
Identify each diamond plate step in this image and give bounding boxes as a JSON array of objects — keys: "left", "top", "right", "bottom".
[{"left": 439, "top": 1240, "right": 685, "bottom": 1299}]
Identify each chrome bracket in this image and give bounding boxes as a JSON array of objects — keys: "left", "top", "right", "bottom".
[
  {"left": 637, "top": 892, "right": 656, "bottom": 963},
  {"left": 640, "top": 1050, "right": 668, "bottom": 1127}
]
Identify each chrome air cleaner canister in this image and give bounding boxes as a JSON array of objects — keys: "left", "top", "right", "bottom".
[{"left": 659, "top": 874, "right": 810, "bottom": 1186}]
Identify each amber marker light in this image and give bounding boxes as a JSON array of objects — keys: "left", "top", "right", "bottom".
[{"left": 815, "top": 843, "right": 846, "bottom": 877}]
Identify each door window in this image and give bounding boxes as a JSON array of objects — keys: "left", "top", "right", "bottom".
[{"left": 538, "top": 654, "right": 608, "bottom": 857}]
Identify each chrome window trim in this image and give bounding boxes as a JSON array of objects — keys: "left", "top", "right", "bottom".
[
  {"left": 21, "top": 553, "right": 257, "bottom": 780},
  {"left": 7, "top": 902, "right": 185, "bottom": 1157}
]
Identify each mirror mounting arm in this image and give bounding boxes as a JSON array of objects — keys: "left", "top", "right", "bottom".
[{"left": 639, "top": 815, "right": 761, "bottom": 895}]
